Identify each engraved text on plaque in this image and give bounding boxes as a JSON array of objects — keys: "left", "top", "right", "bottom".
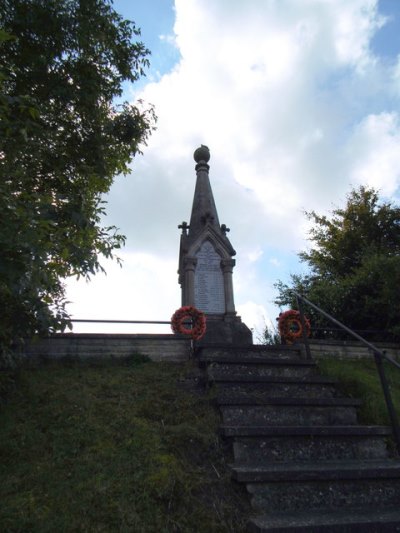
[{"left": 194, "top": 241, "right": 225, "bottom": 313}]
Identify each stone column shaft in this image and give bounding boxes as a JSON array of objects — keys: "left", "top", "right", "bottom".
[
  {"left": 221, "top": 259, "right": 236, "bottom": 314},
  {"left": 184, "top": 257, "right": 197, "bottom": 307}
]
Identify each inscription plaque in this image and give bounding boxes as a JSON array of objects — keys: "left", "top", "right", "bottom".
[{"left": 194, "top": 241, "right": 225, "bottom": 313}]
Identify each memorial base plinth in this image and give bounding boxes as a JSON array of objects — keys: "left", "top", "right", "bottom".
[{"left": 197, "top": 314, "right": 252, "bottom": 346}]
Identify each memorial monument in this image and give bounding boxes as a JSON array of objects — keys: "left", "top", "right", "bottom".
[{"left": 177, "top": 145, "right": 252, "bottom": 344}]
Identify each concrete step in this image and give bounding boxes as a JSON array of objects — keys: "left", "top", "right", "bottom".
[
  {"left": 197, "top": 345, "right": 304, "bottom": 361},
  {"left": 220, "top": 425, "right": 393, "bottom": 438},
  {"left": 223, "top": 420, "right": 390, "bottom": 464},
  {"left": 198, "top": 344, "right": 400, "bottom": 528},
  {"left": 207, "top": 361, "right": 317, "bottom": 380},
  {"left": 232, "top": 433, "right": 389, "bottom": 463},
  {"left": 214, "top": 379, "right": 340, "bottom": 399},
  {"left": 216, "top": 397, "right": 362, "bottom": 407},
  {"left": 232, "top": 460, "right": 400, "bottom": 513},
  {"left": 209, "top": 374, "right": 326, "bottom": 384},
  {"left": 232, "top": 459, "right": 400, "bottom": 482},
  {"left": 201, "top": 356, "right": 308, "bottom": 365},
  {"left": 248, "top": 507, "right": 400, "bottom": 532},
  {"left": 220, "top": 404, "right": 358, "bottom": 426}
]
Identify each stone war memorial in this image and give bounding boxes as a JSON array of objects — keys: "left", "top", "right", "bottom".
[
  {"left": 177, "top": 145, "right": 252, "bottom": 344},
  {"left": 19, "top": 145, "right": 400, "bottom": 533}
]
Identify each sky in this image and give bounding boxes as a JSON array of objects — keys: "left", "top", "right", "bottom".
[{"left": 66, "top": 0, "right": 400, "bottom": 339}]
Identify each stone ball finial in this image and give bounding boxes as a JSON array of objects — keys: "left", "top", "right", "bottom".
[{"left": 194, "top": 145, "right": 210, "bottom": 163}]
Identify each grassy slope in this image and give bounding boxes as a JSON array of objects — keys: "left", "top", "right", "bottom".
[
  {"left": 0, "top": 357, "right": 250, "bottom": 533},
  {"left": 317, "top": 356, "right": 400, "bottom": 427},
  {"left": 2, "top": 354, "right": 400, "bottom": 532}
]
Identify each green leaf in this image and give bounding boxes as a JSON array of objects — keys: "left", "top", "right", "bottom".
[{"left": 0, "top": 0, "right": 156, "bottom": 365}]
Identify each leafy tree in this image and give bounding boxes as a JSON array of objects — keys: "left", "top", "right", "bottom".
[
  {"left": 0, "top": 1, "right": 156, "bottom": 364},
  {"left": 275, "top": 186, "right": 400, "bottom": 341}
]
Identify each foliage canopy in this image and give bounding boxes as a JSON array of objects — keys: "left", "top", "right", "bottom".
[
  {"left": 0, "top": 0, "right": 156, "bottom": 363},
  {"left": 275, "top": 186, "right": 400, "bottom": 341}
]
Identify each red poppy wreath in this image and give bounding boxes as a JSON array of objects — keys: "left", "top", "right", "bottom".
[
  {"left": 171, "top": 306, "right": 206, "bottom": 340},
  {"left": 277, "top": 309, "right": 310, "bottom": 344}
]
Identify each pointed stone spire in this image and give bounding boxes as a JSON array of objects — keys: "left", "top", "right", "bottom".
[{"left": 188, "top": 145, "right": 220, "bottom": 237}]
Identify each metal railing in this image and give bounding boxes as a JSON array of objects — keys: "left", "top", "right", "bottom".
[
  {"left": 293, "top": 290, "right": 400, "bottom": 455},
  {"left": 69, "top": 319, "right": 172, "bottom": 334},
  {"left": 72, "top": 319, "right": 171, "bottom": 325}
]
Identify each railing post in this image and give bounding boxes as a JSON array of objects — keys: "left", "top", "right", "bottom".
[
  {"left": 296, "top": 295, "right": 312, "bottom": 360},
  {"left": 373, "top": 350, "right": 400, "bottom": 455}
]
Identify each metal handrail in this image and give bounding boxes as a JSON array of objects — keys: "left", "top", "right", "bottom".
[
  {"left": 71, "top": 319, "right": 170, "bottom": 324},
  {"left": 292, "top": 290, "right": 400, "bottom": 454}
]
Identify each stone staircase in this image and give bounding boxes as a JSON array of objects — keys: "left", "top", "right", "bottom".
[{"left": 197, "top": 344, "right": 400, "bottom": 532}]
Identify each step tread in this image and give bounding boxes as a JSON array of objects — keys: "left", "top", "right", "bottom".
[
  {"left": 198, "top": 345, "right": 302, "bottom": 354},
  {"left": 209, "top": 375, "right": 326, "bottom": 383},
  {"left": 231, "top": 459, "right": 400, "bottom": 482},
  {"left": 203, "top": 358, "right": 316, "bottom": 366},
  {"left": 248, "top": 506, "right": 400, "bottom": 532},
  {"left": 220, "top": 425, "right": 393, "bottom": 437},
  {"left": 216, "top": 397, "right": 362, "bottom": 407}
]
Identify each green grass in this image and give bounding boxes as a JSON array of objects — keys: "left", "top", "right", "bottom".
[
  {"left": 0, "top": 356, "right": 250, "bottom": 532},
  {"left": 317, "top": 356, "right": 400, "bottom": 427}
]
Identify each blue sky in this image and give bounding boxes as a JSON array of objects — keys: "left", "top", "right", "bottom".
[
  {"left": 372, "top": 0, "right": 400, "bottom": 57},
  {"left": 115, "top": 0, "right": 179, "bottom": 87},
  {"left": 66, "top": 0, "right": 400, "bottom": 337}
]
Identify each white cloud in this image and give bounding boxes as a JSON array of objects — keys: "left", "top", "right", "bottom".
[
  {"left": 393, "top": 56, "right": 400, "bottom": 95},
  {"left": 247, "top": 247, "right": 264, "bottom": 263},
  {"left": 236, "top": 301, "right": 269, "bottom": 340},
  {"left": 159, "top": 33, "right": 177, "bottom": 47},
  {"left": 332, "top": 0, "right": 385, "bottom": 69},
  {"left": 269, "top": 258, "right": 281, "bottom": 268},
  {"left": 347, "top": 112, "right": 400, "bottom": 197},
  {"left": 67, "top": 0, "right": 400, "bottom": 333},
  {"left": 66, "top": 252, "right": 180, "bottom": 334}
]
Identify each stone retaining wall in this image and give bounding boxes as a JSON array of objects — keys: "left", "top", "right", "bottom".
[
  {"left": 307, "top": 339, "right": 400, "bottom": 360},
  {"left": 23, "top": 333, "right": 192, "bottom": 363},
  {"left": 22, "top": 335, "right": 400, "bottom": 363}
]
